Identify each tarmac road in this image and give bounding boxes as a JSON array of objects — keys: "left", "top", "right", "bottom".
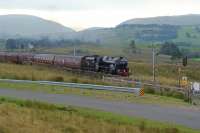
[{"left": 0, "top": 88, "right": 200, "bottom": 129}]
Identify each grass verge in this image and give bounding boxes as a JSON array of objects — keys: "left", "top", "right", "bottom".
[
  {"left": 0, "top": 97, "right": 199, "bottom": 133},
  {"left": 0, "top": 81, "right": 191, "bottom": 107}
]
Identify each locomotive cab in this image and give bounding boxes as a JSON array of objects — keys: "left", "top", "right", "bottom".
[
  {"left": 99, "top": 56, "right": 129, "bottom": 76},
  {"left": 115, "top": 57, "right": 129, "bottom": 76}
]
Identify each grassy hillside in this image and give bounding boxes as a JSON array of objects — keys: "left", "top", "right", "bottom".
[
  {"left": 0, "top": 97, "right": 198, "bottom": 133},
  {"left": 0, "top": 14, "right": 75, "bottom": 39},
  {"left": 174, "top": 26, "right": 200, "bottom": 49},
  {"left": 77, "top": 24, "right": 200, "bottom": 53},
  {"left": 120, "top": 14, "right": 200, "bottom": 26},
  {"left": 77, "top": 25, "right": 179, "bottom": 47},
  {"left": 1, "top": 14, "right": 200, "bottom": 49}
]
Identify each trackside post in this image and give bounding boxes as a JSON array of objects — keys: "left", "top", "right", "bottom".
[{"left": 135, "top": 82, "right": 144, "bottom": 96}]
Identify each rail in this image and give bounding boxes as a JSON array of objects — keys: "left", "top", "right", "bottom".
[{"left": 0, "top": 79, "right": 144, "bottom": 96}]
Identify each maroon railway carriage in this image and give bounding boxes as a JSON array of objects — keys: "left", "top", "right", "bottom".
[
  {"left": 54, "top": 55, "right": 82, "bottom": 69},
  {"left": 33, "top": 54, "right": 55, "bottom": 65},
  {"left": 0, "top": 52, "right": 33, "bottom": 64}
]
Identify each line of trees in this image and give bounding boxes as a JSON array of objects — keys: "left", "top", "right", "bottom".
[
  {"left": 159, "top": 42, "right": 182, "bottom": 59},
  {"left": 5, "top": 38, "right": 97, "bottom": 50},
  {"left": 159, "top": 41, "right": 200, "bottom": 59}
]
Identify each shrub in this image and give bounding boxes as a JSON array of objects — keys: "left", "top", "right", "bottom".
[
  {"left": 31, "top": 74, "right": 37, "bottom": 81},
  {"left": 139, "top": 121, "right": 146, "bottom": 132},
  {"left": 70, "top": 77, "right": 78, "bottom": 83},
  {"left": 0, "top": 97, "right": 76, "bottom": 112},
  {"left": 0, "top": 126, "right": 9, "bottom": 133},
  {"left": 49, "top": 76, "right": 64, "bottom": 82},
  {"left": 163, "top": 128, "right": 179, "bottom": 133},
  {"left": 144, "top": 87, "right": 155, "bottom": 94},
  {"left": 172, "top": 92, "right": 184, "bottom": 99}
]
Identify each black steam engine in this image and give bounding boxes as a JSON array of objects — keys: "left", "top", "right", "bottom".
[{"left": 81, "top": 55, "right": 129, "bottom": 76}]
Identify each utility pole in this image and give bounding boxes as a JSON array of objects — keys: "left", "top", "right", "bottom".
[
  {"left": 73, "top": 47, "right": 76, "bottom": 57},
  {"left": 152, "top": 44, "right": 156, "bottom": 83}
]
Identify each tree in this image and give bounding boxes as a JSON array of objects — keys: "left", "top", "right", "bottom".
[
  {"left": 186, "top": 32, "right": 191, "bottom": 38},
  {"left": 6, "top": 39, "right": 17, "bottom": 49},
  {"left": 160, "top": 42, "right": 182, "bottom": 60},
  {"left": 129, "top": 40, "right": 137, "bottom": 53}
]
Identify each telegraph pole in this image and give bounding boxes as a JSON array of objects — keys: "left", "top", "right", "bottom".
[
  {"left": 73, "top": 47, "right": 76, "bottom": 57},
  {"left": 152, "top": 44, "right": 156, "bottom": 83}
]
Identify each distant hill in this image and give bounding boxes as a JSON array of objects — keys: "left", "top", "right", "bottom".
[
  {"left": 81, "top": 27, "right": 105, "bottom": 31},
  {"left": 76, "top": 25, "right": 180, "bottom": 46},
  {"left": 76, "top": 14, "right": 200, "bottom": 46},
  {"left": 1, "top": 14, "right": 200, "bottom": 47},
  {"left": 120, "top": 14, "right": 200, "bottom": 26},
  {"left": 0, "top": 14, "right": 75, "bottom": 39}
]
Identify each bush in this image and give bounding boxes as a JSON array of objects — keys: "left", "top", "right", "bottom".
[
  {"left": 70, "top": 77, "right": 78, "bottom": 83},
  {"left": 139, "top": 121, "right": 146, "bottom": 132},
  {"left": 144, "top": 87, "right": 185, "bottom": 100},
  {"left": 163, "top": 128, "right": 179, "bottom": 133},
  {"left": 31, "top": 74, "right": 37, "bottom": 81},
  {"left": 144, "top": 87, "right": 155, "bottom": 94},
  {"left": 20, "top": 76, "right": 29, "bottom": 80},
  {"left": 0, "top": 97, "right": 76, "bottom": 112},
  {"left": 49, "top": 76, "right": 64, "bottom": 82},
  {"left": 0, "top": 126, "right": 9, "bottom": 133},
  {"left": 172, "top": 92, "right": 184, "bottom": 99}
]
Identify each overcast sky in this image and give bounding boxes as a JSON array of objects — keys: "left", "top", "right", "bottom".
[{"left": 0, "top": 0, "right": 200, "bottom": 30}]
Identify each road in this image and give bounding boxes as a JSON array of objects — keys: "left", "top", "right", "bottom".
[{"left": 0, "top": 89, "right": 200, "bottom": 129}]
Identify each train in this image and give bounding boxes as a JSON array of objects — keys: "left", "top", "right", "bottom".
[{"left": 0, "top": 52, "right": 129, "bottom": 76}]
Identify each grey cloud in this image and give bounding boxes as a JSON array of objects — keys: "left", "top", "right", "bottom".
[
  {"left": 0, "top": 0, "right": 88, "bottom": 10},
  {"left": 0, "top": 0, "right": 139, "bottom": 11}
]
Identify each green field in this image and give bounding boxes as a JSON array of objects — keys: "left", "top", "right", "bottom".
[
  {"left": 0, "top": 97, "right": 198, "bottom": 133},
  {"left": 192, "top": 58, "right": 200, "bottom": 61}
]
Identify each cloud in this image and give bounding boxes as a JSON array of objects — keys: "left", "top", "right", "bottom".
[
  {"left": 0, "top": 0, "right": 150, "bottom": 11},
  {"left": 0, "top": 0, "right": 86, "bottom": 10},
  {"left": 0, "top": 0, "right": 200, "bottom": 29},
  {"left": 0, "top": 0, "right": 200, "bottom": 12}
]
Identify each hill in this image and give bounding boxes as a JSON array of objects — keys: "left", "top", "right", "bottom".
[
  {"left": 77, "top": 15, "right": 200, "bottom": 47},
  {"left": 76, "top": 24, "right": 180, "bottom": 46},
  {"left": 120, "top": 14, "right": 200, "bottom": 26},
  {"left": 0, "top": 14, "right": 75, "bottom": 39},
  {"left": 1, "top": 14, "right": 200, "bottom": 49}
]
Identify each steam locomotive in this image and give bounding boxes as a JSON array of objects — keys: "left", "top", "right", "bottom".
[{"left": 0, "top": 52, "right": 129, "bottom": 76}]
